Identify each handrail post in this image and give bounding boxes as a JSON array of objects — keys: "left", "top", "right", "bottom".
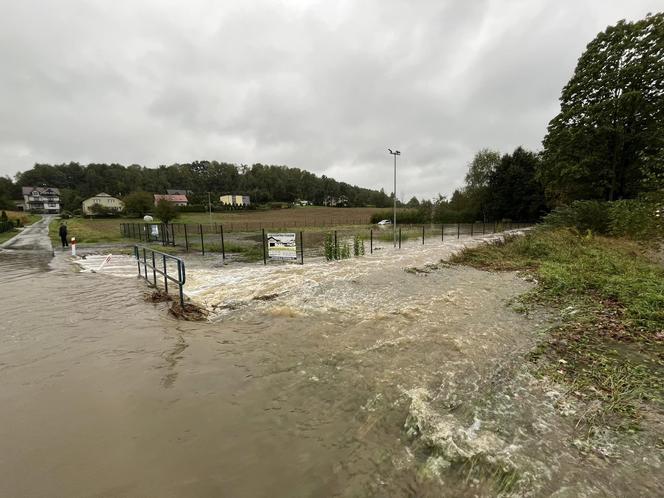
[
  {"left": 163, "top": 254, "right": 168, "bottom": 294},
  {"left": 177, "top": 261, "right": 184, "bottom": 305},
  {"left": 151, "top": 251, "right": 157, "bottom": 286}
]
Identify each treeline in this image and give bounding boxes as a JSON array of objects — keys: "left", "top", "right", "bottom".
[
  {"left": 390, "top": 12, "right": 664, "bottom": 224},
  {"left": 0, "top": 161, "right": 393, "bottom": 211}
]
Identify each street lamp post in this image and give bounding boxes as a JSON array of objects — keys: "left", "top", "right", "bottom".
[{"left": 388, "top": 148, "right": 400, "bottom": 247}]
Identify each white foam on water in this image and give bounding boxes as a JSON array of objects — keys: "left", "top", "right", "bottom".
[{"left": 186, "top": 232, "right": 519, "bottom": 320}]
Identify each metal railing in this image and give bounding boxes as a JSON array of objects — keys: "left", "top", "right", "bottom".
[{"left": 134, "top": 245, "right": 186, "bottom": 305}]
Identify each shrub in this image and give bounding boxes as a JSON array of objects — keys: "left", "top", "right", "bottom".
[
  {"left": 324, "top": 232, "right": 335, "bottom": 261},
  {"left": 542, "top": 201, "right": 610, "bottom": 233},
  {"left": 353, "top": 236, "right": 365, "bottom": 256},
  {"left": 543, "top": 198, "right": 663, "bottom": 240}
]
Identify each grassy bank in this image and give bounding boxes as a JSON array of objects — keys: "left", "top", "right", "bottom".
[
  {"left": 0, "top": 211, "right": 42, "bottom": 244},
  {"left": 452, "top": 228, "right": 664, "bottom": 431},
  {"left": 49, "top": 217, "right": 134, "bottom": 244}
]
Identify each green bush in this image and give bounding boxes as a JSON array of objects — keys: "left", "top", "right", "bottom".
[
  {"left": 542, "top": 201, "right": 610, "bottom": 233},
  {"left": 543, "top": 198, "right": 662, "bottom": 240},
  {"left": 608, "top": 199, "right": 662, "bottom": 238},
  {"left": 324, "top": 232, "right": 336, "bottom": 261},
  {"left": 353, "top": 236, "right": 365, "bottom": 256}
]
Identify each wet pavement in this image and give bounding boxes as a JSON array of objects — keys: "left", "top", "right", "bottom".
[
  {"left": 0, "top": 215, "right": 54, "bottom": 252},
  {"left": 1, "top": 227, "right": 662, "bottom": 497}
]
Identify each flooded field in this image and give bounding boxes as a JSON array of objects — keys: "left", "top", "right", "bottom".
[{"left": 1, "top": 232, "right": 662, "bottom": 497}]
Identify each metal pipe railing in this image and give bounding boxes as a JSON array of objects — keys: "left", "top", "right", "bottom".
[{"left": 134, "top": 245, "right": 186, "bottom": 305}]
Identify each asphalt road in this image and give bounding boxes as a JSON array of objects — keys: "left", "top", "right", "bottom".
[{"left": 0, "top": 215, "right": 55, "bottom": 252}]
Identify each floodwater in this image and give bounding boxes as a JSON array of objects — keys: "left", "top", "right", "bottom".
[{"left": 1, "top": 233, "right": 662, "bottom": 497}]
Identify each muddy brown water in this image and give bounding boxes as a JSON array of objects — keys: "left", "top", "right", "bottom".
[{"left": 0, "top": 239, "right": 662, "bottom": 497}]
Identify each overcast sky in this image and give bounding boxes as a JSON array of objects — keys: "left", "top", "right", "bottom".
[{"left": 0, "top": 1, "right": 660, "bottom": 199}]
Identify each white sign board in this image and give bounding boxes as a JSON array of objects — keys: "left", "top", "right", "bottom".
[{"left": 267, "top": 232, "right": 297, "bottom": 260}]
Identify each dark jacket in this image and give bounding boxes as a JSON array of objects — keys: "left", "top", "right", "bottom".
[{"left": 59, "top": 225, "right": 68, "bottom": 238}]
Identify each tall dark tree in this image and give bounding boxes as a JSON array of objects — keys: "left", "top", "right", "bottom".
[
  {"left": 464, "top": 148, "right": 501, "bottom": 221},
  {"left": 541, "top": 13, "right": 664, "bottom": 203},
  {"left": 488, "top": 147, "right": 547, "bottom": 221}
]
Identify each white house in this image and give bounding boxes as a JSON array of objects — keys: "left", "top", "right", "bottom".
[
  {"left": 22, "top": 187, "right": 60, "bottom": 213},
  {"left": 82, "top": 193, "right": 125, "bottom": 215},
  {"left": 219, "top": 194, "right": 250, "bottom": 206}
]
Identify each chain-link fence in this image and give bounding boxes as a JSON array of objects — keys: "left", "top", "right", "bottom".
[{"left": 120, "top": 221, "right": 533, "bottom": 264}]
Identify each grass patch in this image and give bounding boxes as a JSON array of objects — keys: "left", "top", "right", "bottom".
[
  {"left": 49, "top": 217, "right": 143, "bottom": 244},
  {"left": 452, "top": 228, "right": 664, "bottom": 431}
]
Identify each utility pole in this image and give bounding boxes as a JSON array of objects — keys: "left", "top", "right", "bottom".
[{"left": 388, "top": 148, "right": 401, "bottom": 247}]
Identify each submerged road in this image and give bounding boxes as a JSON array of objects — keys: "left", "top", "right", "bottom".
[
  {"left": 0, "top": 215, "right": 54, "bottom": 252},
  {"left": 1, "top": 223, "right": 662, "bottom": 497}
]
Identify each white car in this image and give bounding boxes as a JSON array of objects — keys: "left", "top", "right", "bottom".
[{"left": 376, "top": 219, "right": 392, "bottom": 225}]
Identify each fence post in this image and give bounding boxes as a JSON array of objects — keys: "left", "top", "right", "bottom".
[
  {"left": 370, "top": 229, "right": 373, "bottom": 254},
  {"left": 422, "top": 225, "right": 425, "bottom": 245},
  {"left": 171, "top": 224, "right": 176, "bottom": 246},
  {"left": 399, "top": 227, "right": 402, "bottom": 248},
  {"left": 482, "top": 222, "right": 485, "bottom": 235},
  {"left": 220, "top": 224, "right": 225, "bottom": 262},
  {"left": 471, "top": 223, "right": 474, "bottom": 237},
  {"left": 299, "top": 231, "right": 304, "bottom": 265},
  {"left": 151, "top": 251, "right": 157, "bottom": 285},
  {"left": 334, "top": 230, "right": 338, "bottom": 260},
  {"left": 262, "top": 228, "right": 267, "bottom": 265},
  {"left": 457, "top": 223, "right": 460, "bottom": 239},
  {"left": 184, "top": 224, "right": 189, "bottom": 252},
  {"left": 143, "top": 248, "right": 148, "bottom": 280},
  {"left": 199, "top": 224, "right": 205, "bottom": 256}
]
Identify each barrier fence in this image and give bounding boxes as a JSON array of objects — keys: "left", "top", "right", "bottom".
[
  {"left": 121, "top": 221, "right": 533, "bottom": 265},
  {"left": 0, "top": 221, "right": 15, "bottom": 234},
  {"left": 134, "top": 245, "right": 186, "bottom": 305}
]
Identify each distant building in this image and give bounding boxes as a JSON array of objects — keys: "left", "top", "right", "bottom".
[
  {"left": 323, "top": 195, "right": 349, "bottom": 207},
  {"left": 22, "top": 187, "right": 60, "bottom": 213},
  {"left": 154, "top": 194, "right": 188, "bottom": 207},
  {"left": 294, "top": 199, "right": 311, "bottom": 206},
  {"left": 82, "top": 193, "right": 125, "bottom": 215},
  {"left": 219, "top": 194, "right": 250, "bottom": 206},
  {"left": 166, "top": 189, "right": 192, "bottom": 196}
]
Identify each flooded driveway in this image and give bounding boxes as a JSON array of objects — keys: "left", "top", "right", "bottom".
[{"left": 1, "top": 230, "right": 661, "bottom": 497}]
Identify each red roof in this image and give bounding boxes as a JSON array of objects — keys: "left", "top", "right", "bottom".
[{"left": 154, "top": 194, "right": 188, "bottom": 203}]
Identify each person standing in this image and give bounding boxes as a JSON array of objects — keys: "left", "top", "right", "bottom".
[{"left": 59, "top": 222, "right": 68, "bottom": 249}]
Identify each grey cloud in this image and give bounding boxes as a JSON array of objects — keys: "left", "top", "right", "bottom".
[{"left": 0, "top": 0, "right": 661, "bottom": 199}]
